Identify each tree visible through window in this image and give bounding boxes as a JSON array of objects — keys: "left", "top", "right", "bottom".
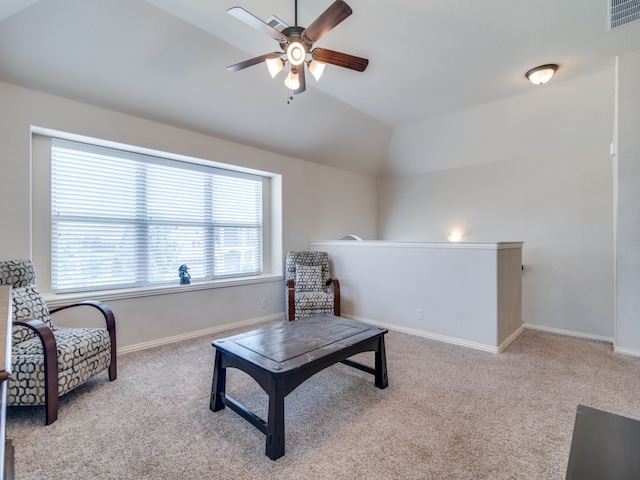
[{"left": 51, "top": 138, "right": 263, "bottom": 293}]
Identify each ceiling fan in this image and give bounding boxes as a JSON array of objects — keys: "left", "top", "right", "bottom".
[{"left": 226, "top": 0, "right": 369, "bottom": 97}]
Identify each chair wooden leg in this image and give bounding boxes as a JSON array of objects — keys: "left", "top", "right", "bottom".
[
  {"left": 20, "top": 319, "right": 60, "bottom": 425},
  {"left": 108, "top": 338, "right": 117, "bottom": 381},
  {"left": 44, "top": 347, "right": 58, "bottom": 425},
  {"left": 45, "top": 394, "right": 58, "bottom": 425}
]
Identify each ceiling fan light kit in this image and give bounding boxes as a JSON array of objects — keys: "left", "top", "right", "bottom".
[
  {"left": 266, "top": 57, "right": 285, "bottom": 78},
  {"left": 284, "top": 67, "right": 300, "bottom": 90},
  {"left": 227, "top": 0, "right": 369, "bottom": 99},
  {"left": 287, "top": 42, "right": 306, "bottom": 66},
  {"left": 525, "top": 64, "right": 558, "bottom": 85},
  {"left": 308, "top": 60, "right": 326, "bottom": 81}
]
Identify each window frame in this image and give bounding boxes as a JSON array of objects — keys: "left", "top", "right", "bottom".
[{"left": 31, "top": 128, "right": 282, "bottom": 305}]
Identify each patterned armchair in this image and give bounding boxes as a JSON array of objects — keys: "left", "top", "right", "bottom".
[
  {"left": 285, "top": 251, "right": 340, "bottom": 321},
  {"left": 0, "top": 259, "right": 116, "bottom": 425}
]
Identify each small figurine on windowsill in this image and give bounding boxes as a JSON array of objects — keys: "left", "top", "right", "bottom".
[{"left": 179, "top": 264, "right": 191, "bottom": 285}]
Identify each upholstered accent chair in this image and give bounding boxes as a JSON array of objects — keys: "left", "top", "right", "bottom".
[
  {"left": 285, "top": 251, "right": 340, "bottom": 321},
  {"left": 0, "top": 259, "right": 117, "bottom": 425}
]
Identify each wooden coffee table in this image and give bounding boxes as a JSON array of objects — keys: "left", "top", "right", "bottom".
[
  {"left": 565, "top": 405, "right": 640, "bottom": 479},
  {"left": 209, "top": 314, "right": 388, "bottom": 460}
]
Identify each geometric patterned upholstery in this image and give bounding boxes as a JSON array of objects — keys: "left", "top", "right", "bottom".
[
  {"left": 0, "top": 259, "right": 117, "bottom": 424},
  {"left": 9, "top": 327, "right": 112, "bottom": 404},
  {"left": 285, "top": 251, "right": 340, "bottom": 321},
  {"left": 11, "top": 284, "right": 52, "bottom": 343}
]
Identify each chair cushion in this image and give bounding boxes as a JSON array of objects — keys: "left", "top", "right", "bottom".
[
  {"left": 12, "top": 326, "right": 110, "bottom": 371},
  {"left": 7, "top": 327, "right": 111, "bottom": 406},
  {"left": 295, "top": 264, "right": 324, "bottom": 292},
  {"left": 294, "top": 291, "right": 334, "bottom": 310},
  {"left": 11, "top": 284, "right": 53, "bottom": 344},
  {"left": 8, "top": 326, "right": 112, "bottom": 406}
]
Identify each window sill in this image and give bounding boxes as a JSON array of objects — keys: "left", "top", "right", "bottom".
[{"left": 43, "top": 273, "right": 283, "bottom": 308}]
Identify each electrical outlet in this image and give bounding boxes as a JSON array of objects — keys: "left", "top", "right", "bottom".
[
  {"left": 261, "top": 297, "right": 267, "bottom": 308},
  {"left": 416, "top": 308, "right": 423, "bottom": 320}
]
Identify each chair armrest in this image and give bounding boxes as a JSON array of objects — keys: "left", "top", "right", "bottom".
[
  {"left": 12, "top": 319, "right": 59, "bottom": 424},
  {"left": 330, "top": 279, "right": 340, "bottom": 316},
  {"left": 287, "top": 279, "right": 295, "bottom": 321},
  {"left": 50, "top": 301, "right": 117, "bottom": 380},
  {"left": 50, "top": 301, "right": 116, "bottom": 335},
  {"left": 12, "top": 319, "right": 57, "bottom": 353}
]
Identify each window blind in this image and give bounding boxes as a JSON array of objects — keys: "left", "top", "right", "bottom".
[{"left": 51, "top": 138, "right": 263, "bottom": 293}]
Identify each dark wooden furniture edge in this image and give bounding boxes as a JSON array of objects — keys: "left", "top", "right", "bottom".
[
  {"left": 210, "top": 325, "right": 387, "bottom": 460},
  {"left": 566, "top": 404, "right": 640, "bottom": 479},
  {"left": 1, "top": 286, "right": 14, "bottom": 479},
  {"left": 287, "top": 279, "right": 295, "bottom": 321}
]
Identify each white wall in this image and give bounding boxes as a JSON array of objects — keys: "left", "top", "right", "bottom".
[
  {"left": 0, "top": 81, "right": 378, "bottom": 350},
  {"left": 614, "top": 50, "right": 640, "bottom": 355},
  {"left": 379, "top": 70, "right": 615, "bottom": 340},
  {"left": 312, "top": 240, "right": 523, "bottom": 353}
]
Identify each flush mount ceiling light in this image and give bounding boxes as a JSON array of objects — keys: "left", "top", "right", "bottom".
[
  {"left": 226, "top": 0, "right": 369, "bottom": 98},
  {"left": 525, "top": 64, "right": 558, "bottom": 85}
]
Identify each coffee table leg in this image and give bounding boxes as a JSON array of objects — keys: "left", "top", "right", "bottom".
[
  {"left": 210, "top": 349, "right": 227, "bottom": 412},
  {"left": 375, "top": 336, "right": 389, "bottom": 389},
  {"left": 265, "top": 378, "right": 285, "bottom": 460}
]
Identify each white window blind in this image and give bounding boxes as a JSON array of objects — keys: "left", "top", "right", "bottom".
[{"left": 51, "top": 138, "right": 263, "bottom": 293}]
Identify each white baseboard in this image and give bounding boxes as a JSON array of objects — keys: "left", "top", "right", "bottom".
[
  {"left": 342, "top": 314, "right": 514, "bottom": 354},
  {"left": 117, "top": 313, "right": 283, "bottom": 355},
  {"left": 498, "top": 325, "right": 524, "bottom": 353},
  {"left": 613, "top": 346, "right": 640, "bottom": 357},
  {"left": 523, "top": 323, "right": 613, "bottom": 344},
  {"left": 117, "top": 314, "right": 632, "bottom": 358}
]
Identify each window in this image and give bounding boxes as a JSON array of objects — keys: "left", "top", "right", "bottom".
[{"left": 51, "top": 138, "right": 264, "bottom": 293}]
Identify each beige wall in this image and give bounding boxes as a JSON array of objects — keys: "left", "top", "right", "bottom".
[
  {"left": 614, "top": 50, "right": 640, "bottom": 354},
  {"left": 0, "top": 81, "right": 378, "bottom": 350},
  {"left": 379, "top": 69, "right": 616, "bottom": 340}
]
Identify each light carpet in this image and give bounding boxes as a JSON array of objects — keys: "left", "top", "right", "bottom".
[{"left": 6, "top": 323, "right": 640, "bottom": 479}]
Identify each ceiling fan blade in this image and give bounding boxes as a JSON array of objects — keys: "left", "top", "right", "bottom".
[
  {"left": 294, "top": 65, "right": 306, "bottom": 95},
  {"left": 227, "top": 7, "right": 287, "bottom": 42},
  {"left": 312, "top": 48, "right": 369, "bottom": 72},
  {"left": 302, "top": 0, "right": 352, "bottom": 43},
  {"left": 227, "top": 52, "right": 281, "bottom": 72}
]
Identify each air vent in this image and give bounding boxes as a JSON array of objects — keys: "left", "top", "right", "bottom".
[
  {"left": 610, "top": 0, "right": 640, "bottom": 29},
  {"left": 266, "top": 15, "right": 289, "bottom": 32}
]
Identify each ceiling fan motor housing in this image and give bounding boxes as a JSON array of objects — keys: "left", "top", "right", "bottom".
[{"left": 281, "top": 26, "right": 311, "bottom": 64}]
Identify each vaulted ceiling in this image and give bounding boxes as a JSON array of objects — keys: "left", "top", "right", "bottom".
[{"left": 1, "top": 0, "right": 639, "bottom": 176}]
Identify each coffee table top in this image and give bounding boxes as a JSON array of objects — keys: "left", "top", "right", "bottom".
[
  {"left": 213, "top": 315, "right": 387, "bottom": 373},
  {"left": 566, "top": 405, "right": 640, "bottom": 479}
]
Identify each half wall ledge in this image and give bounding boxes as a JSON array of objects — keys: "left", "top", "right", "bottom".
[{"left": 310, "top": 240, "right": 524, "bottom": 353}]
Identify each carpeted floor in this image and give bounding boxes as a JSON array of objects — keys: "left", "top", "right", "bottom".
[{"left": 6, "top": 324, "right": 640, "bottom": 479}]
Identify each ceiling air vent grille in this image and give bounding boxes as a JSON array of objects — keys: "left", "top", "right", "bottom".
[
  {"left": 610, "top": 0, "right": 640, "bottom": 29},
  {"left": 266, "top": 15, "right": 289, "bottom": 32}
]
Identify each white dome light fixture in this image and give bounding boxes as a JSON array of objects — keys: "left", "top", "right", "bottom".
[{"left": 525, "top": 64, "right": 558, "bottom": 85}]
